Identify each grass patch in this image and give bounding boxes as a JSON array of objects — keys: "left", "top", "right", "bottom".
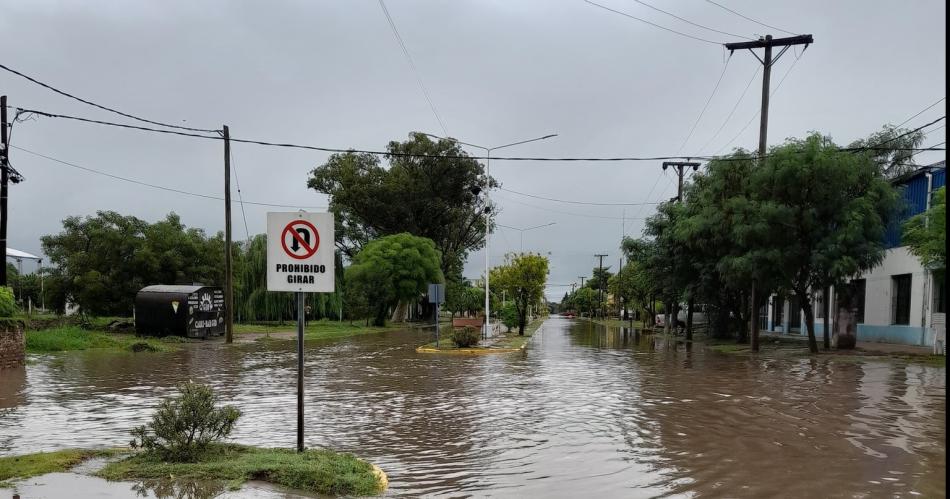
[
  {"left": 234, "top": 320, "right": 400, "bottom": 341},
  {"left": 25, "top": 326, "right": 172, "bottom": 354},
  {"left": 419, "top": 317, "right": 548, "bottom": 351},
  {"left": 97, "top": 444, "right": 385, "bottom": 496},
  {"left": 0, "top": 449, "right": 121, "bottom": 486}
]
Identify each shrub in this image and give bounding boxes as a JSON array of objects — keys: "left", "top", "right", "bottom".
[
  {"left": 500, "top": 303, "right": 519, "bottom": 331},
  {"left": 452, "top": 326, "right": 480, "bottom": 348},
  {"left": 0, "top": 287, "right": 17, "bottom": 318},
  {"left": 130, "top": 382, "right": 241, "bottom": 462}
]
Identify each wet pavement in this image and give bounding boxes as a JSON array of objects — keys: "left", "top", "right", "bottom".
[{"left": 0, "top": 318, "right": 945, "bottom": 497}]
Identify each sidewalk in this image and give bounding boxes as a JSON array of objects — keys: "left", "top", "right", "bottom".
[{"left": 760, "top": 331, "right": 936, "bottom": 356}]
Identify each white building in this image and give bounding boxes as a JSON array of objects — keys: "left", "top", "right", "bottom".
[{"left": 762, "top": 162, "right": 946, "bottom": 348}]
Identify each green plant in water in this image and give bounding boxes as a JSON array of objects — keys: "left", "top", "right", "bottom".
[
  {"left": 452, "top": 326, "right": 480, "bottom": 348},
  {"left": 130, "top": 382, "right": 241, "bottom": 462}
]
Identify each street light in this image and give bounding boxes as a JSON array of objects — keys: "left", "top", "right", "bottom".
[
  {"left": 422, "top": 132, "right": 558, "bottom": 339},
  {"left": 497, "top": 222, "right": 556, "bottom": 252}
]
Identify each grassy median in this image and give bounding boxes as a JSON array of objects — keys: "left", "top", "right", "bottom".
[
  {"left": 97, "top": 444, "right": 386, "bottom": 496},
  {"left": 0, "top": 449, "right": 122, "bottom": 487},
  {"left": 25, "top": 326, "right": 174, "bottom": 354}
]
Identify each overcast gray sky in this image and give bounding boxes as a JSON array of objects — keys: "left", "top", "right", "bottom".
[{"left": 2, "top": 0, "right": 945, "bottom": 300}]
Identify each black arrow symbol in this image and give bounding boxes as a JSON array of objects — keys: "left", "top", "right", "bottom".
[{"left": 290, "top": 227, "right": 311, "bottom": 252}]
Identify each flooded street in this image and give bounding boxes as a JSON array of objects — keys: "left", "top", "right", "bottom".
[{"left": 1, "top": 318, "right": 945, "bottom": 497}]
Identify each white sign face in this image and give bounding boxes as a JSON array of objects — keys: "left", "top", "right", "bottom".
[{"left": 266, "top": 212, "right": 335, "bottom": 293}]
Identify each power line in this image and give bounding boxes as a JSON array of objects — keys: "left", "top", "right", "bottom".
[
  {"left": 10, "top": 106, "right": 944, "bottom": 164},
  {"left": 378, "top": 0, "right": 449, "bottom": 136},
  {"left": 0, "top": 62, "right": 219, "bottom": 134},
  {"left": 498, "top": 186, "right": 661, "bottom": 206},
  {"left": 229, "top": 144, "right": 251, "bottom": 242},
  {"left": 9, "top": 144, "right": 328, "bottom": 209},
  {"left": 713, "top": 52, "right": 801, "bottom": 155},
  {"left": 584, "top": 0, "right": 725, "bottom": 45},
  {"left": 677, "top": 56, "right": 732, "bottom": 153},
  {"left": 703, "top": 0, "right": 799, "bottom": 37},
  {"left": 896, "top": 97, "right": 945, "bottom": 128},
  {"left": 697, "top": 65, "right": 759, "bottom": 153},
  {"left": 495, "top": 192, "right": 643, "bottom": 221},
  {"left": 629, "top": 0, "right": 754, "bottom": 40}
]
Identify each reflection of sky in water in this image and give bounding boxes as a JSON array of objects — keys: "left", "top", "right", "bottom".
[{"left": 0, "top": 321, "right": 944, "bottom": 498}]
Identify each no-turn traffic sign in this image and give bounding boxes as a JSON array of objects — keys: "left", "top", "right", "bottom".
[
  {"left": 267, "top": 212, "right": 335, "bottom": 292},
  {"left": 281, "top": 219, "right": 320, "bottom": 260}
]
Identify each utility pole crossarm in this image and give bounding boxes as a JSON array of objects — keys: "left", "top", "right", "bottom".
[{"left": 724, "top": 34, "right": 813, "bottom": 51}]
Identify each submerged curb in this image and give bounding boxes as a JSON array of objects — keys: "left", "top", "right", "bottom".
[{"left": 415, "top": 344, "right": 524, "bottom": 354}]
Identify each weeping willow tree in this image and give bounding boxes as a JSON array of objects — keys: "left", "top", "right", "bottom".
[{"left": 235, "top": 234, "right": 344, "bottom": 323}]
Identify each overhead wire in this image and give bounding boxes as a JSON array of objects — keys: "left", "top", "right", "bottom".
[
  {"left": 629, "top": 0, "right": 754, "bottom": 40},
  {"left": 896, "top": 97, "right": 945, "bottom": 128},
  {"left": 9, "top": 105, "right": 944, "bottom": 164},
  {"left": 498, "top": 186, "right": 660, "bottom": 206},
  {"left": 702, "top": 0, "right": 799, "bottom": 36},
  {"left": 677, "top": 55, "right": 732, "bottom": 154},
  {"left": 378, "top": 0, "right": 449, "bottom": 136},
  {"left": 713, "top": 51, "right": 802, "bottom": 155},
  {"left": 583, "top": 0, "right": 725, "bottom": 45},
  {"left": 9, "top": 144, "right": 328, "bottom": 210},
  {"left": 0, "top": 62, "right": 219, "bottom": 134},
  {"left": 697, "top": 65, "right": 759, "bottom": 154},
  {"left": 494, "top": 192, "right": 642, "bottom": 221},
  {"left": 229, "top": 145, "right": 251, "bottom": 242}
]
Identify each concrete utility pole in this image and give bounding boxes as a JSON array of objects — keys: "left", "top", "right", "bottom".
[
  {"left": 595, "top": 254, "right": 607, "bottom": 319},
  {"left": 223, "top": 125, "right": 234, "bottom": 344},
  {"left": 724, "top": 33, "right": 813, "bottom": 352},
  {"left": 661, "top": 161, "right": 699, "bottom": 337}
]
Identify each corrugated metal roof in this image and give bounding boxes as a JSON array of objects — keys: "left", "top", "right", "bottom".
[
  {"left": 138, "top": 285, "right": 208, "bottom": 294},
  {"left": 885, "top": 162, "right": 946, "bottom": 248}
]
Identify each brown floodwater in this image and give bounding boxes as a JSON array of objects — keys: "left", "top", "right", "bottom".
[{"left": 0, "top": 318, "right": 945, "bottom": 498}]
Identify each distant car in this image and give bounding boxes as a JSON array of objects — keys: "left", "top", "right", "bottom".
[{"left": 563, "top": 312, "right": 576, "bottom": 319}]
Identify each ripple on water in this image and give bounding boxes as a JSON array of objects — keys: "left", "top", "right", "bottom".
[{"left": 0, "top": 321, "right": 944, "bottom": 497}]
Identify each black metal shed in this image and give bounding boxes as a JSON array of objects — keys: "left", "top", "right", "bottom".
[{"left": 135, "top": 285, "right": 225, "bottom": 338}]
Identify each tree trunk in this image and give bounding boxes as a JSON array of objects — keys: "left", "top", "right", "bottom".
[
  {"left": 834, "top": 287, "right": 857, "bottom": 349},
  {"left": 686, "top": 297, "right": 694, "bottom": 342},
  {"left": 801, "top": 297, "right": 819, "bottom": 353},
  {"left": 518, "top": 309, "right": 526, "bottom": 336},
  {"left": 823, "top": 286, "right": 831, "bottom": 350}
]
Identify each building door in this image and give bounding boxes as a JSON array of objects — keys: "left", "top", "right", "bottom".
[{"left": 788, "top": 295, "right": 802, "bottom": 333}]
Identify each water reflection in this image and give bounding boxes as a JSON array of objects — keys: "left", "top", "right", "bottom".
[{"left": 0, "top": 319, "right": 944, "bottom": 498}]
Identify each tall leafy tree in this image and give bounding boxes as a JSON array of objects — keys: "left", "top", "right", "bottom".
[
  {"left": 344, "top": 233, "right": 443, "bottom": 326},
  {"left": 308, "top": 133, "right": 495, "bottom": 277},
  {"left": 848, "top": 124, "right": 925, "bottom": 179},
  {"left": 750, "top": 133, "right": 898, "bottom": 352},
  {"left": 903, "top": 186, "right": 946, "bottom": 278},
  {"left": 490, "top": 253, "right": 550, "bottom": 335}
]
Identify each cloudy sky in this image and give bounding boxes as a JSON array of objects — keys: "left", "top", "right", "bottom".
[{"left": 2, "top": 0, "right": 945, "bottom": 300}]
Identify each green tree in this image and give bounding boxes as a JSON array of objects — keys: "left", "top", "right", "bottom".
[
  {"left": 848, "top": 124, "right": 925, "bottom": 179},
  {"left": 41, "top": 211, "right": 237, "bottom": 316},
  {"left": 308, "top": 133, "right": 495, "bottom": 277},
  {"left": 344, "top": 233, "right": 443, "bottom": 326},
  {"left": 490, "top": 253, "right": 549, "bottom": 335},
  {"left": 749, "top": 133, "right": 898, "bottom": 352},
  {"left": 903, "top": 186, "right": 946, "bottom": 278}
]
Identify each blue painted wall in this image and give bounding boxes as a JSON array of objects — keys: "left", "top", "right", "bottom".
[
  {"left": 857, "top": 324, "right": 931, "bottom": 347},
  {"left": 885, "top": 165, "right": 947, "bottom": 248}
]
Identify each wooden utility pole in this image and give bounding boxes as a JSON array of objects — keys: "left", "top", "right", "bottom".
[
  {"left": 595, "top": 254, "right": 607, "bottom": 319},
  {"left": 0, "top": 96, "right": 8, "bottom": 286},
  {"left": 223, "top": 125, "right": 234, "bottom": 343},
  {"left": 724, "top": 34, "right": 814, "bottom": 352},
  {"left": 661, "top": 161, "right": 700, "bottom": 202},
  {"left": 660, "top": 161, "right": 698, "bottom": 336}
]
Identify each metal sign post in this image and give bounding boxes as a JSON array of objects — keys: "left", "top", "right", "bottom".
[{"left": 266, "top": 212, "right": 335, "bottom": 453}]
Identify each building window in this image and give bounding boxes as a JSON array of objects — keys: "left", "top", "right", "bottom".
[
  {"left": 935, "top": 275, "right": 946, "bottom": 314},
  {"left": 851, "top": 279, "right": 867, "bottom": 324},
  {"left": 892, "top": 274, "right": 912, "bottom": 325}
]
